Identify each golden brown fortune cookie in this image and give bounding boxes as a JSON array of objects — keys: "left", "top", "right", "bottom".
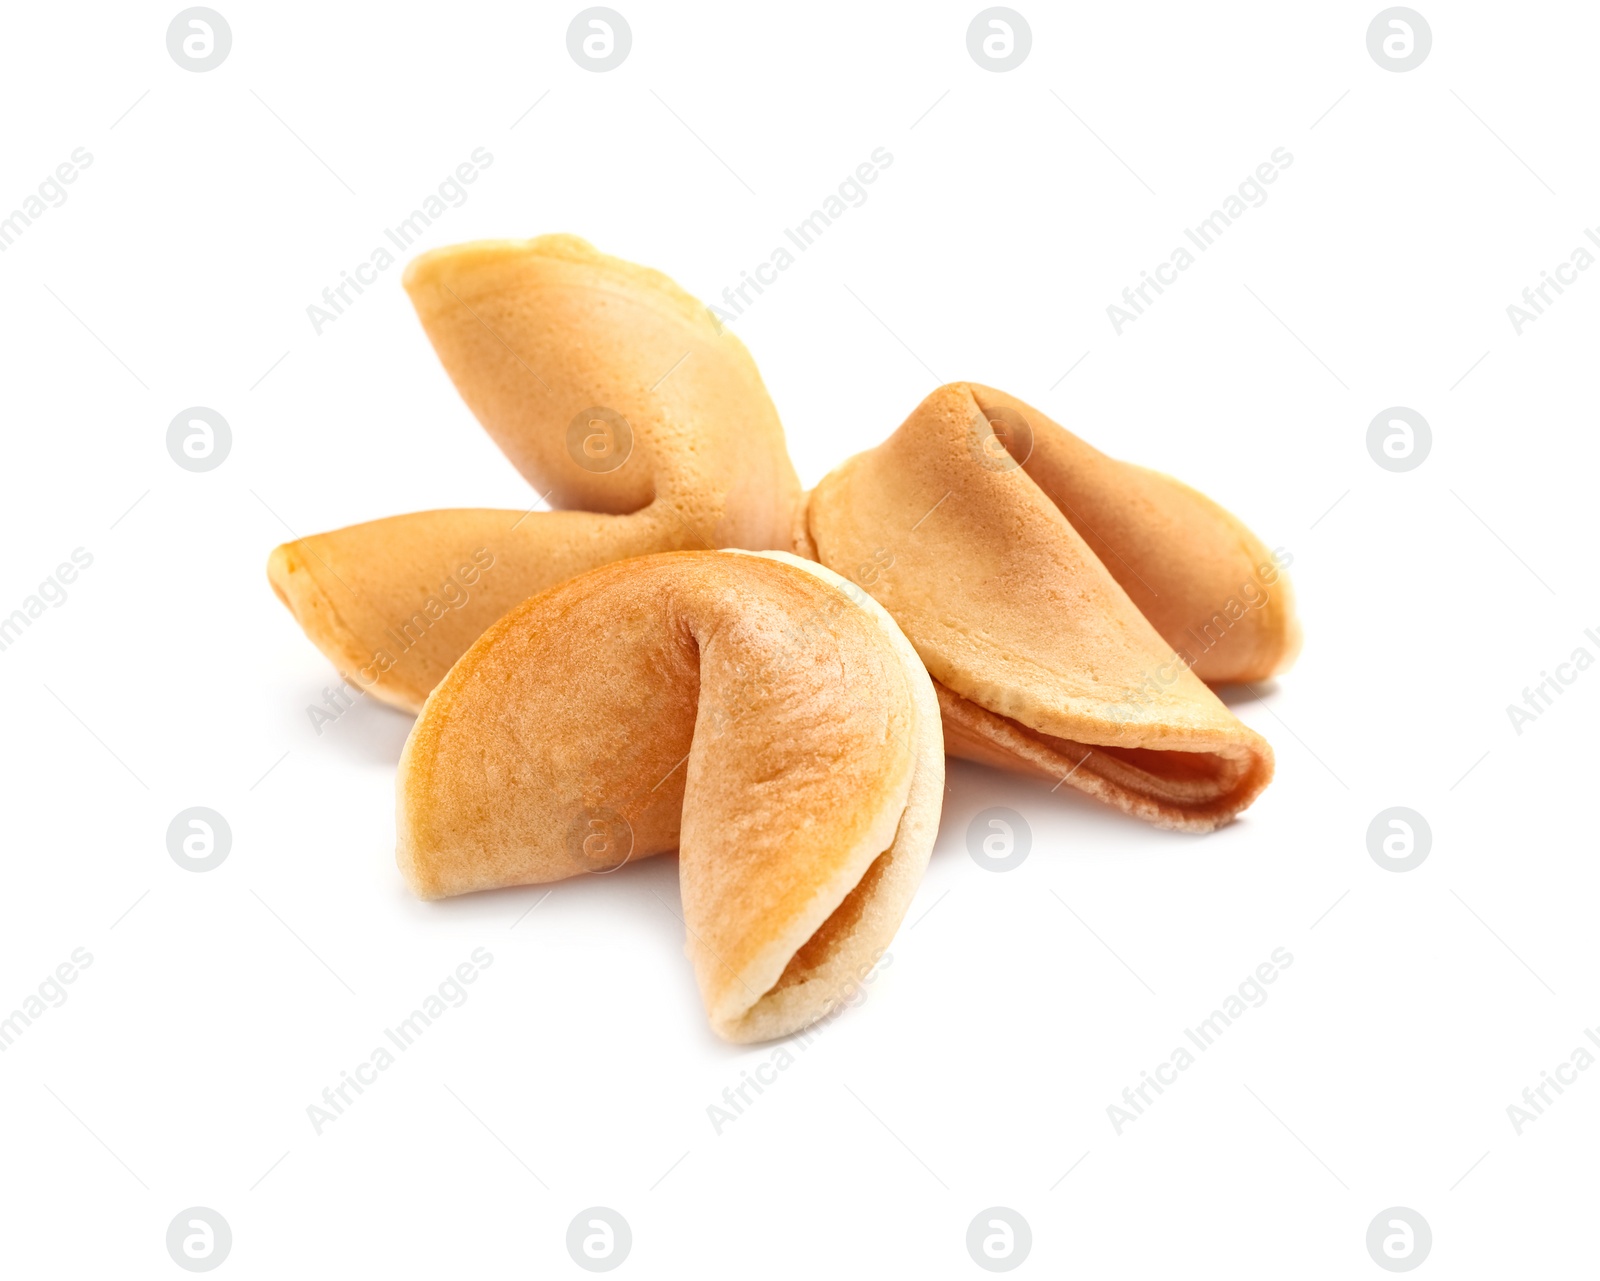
[
  {"left": 268, "top": 235, "right": 803, "bottom": 713},
  {"left": 955, "top": 384, "right": 1301, "bottom": 684},
  {"left": 397, "top": 551, "right": 944, "bottom": 1043},
  {"left": 799, "top": 383, "right": 1278, "bottom": 832}
]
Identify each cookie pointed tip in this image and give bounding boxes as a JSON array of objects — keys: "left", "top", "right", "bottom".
[
  {"left": 1274, "top": 611, "right": 1305, "bottom": 676},
  {"left": 266, "top": 541, "right": 299, "bottom": 611}
]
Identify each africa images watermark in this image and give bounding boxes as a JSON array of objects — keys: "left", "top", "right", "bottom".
[
  {"left": 1505, "top": 223, "right": 1600, "bottom": 336},
  {"left": 705, "top": 949, "right": 892, "bottom": 1135},
  {"left": 306, "top": 947, "right": 494, "bottom": 1135},
  {"left": 707, "top": 147, "right": 894, "bottom": 327},
  {"left": 305, "top": 547, "right": 496, "bottom": 734},
  {"left": 0, "top": 548, "right": 94, "bottom": 655},
  {"left": 1107, "top": 947, "right": 1294, "bottom": 1135},
  {"left": 0, "top": 947, "right": 94, "bottom": 1053},
  {"left": 1107, "top": 146, "right": 1294, "bottom": 335},
  {"left": 1, "top": 147, "right": 94, "bottom": 253},
  {"left": 1107, "top": 548, "right": 1293, "bottom": 722},
  {"left": 306, "top": 147, "right": 495, "bottom": 335},
  {"left": 1504, "top": 625, "right": 1599, "bottom": 736},
  {"left": 1506, "top": 1022, "right": 1600, "bottom": 1136}
]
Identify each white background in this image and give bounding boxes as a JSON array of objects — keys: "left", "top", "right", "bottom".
[{"left": 1, "top": 0, "right": 1595, "bottom": 1275}]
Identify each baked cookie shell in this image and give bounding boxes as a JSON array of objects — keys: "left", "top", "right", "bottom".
[{"left": 396, "top": 551, "right": 943, "bottom": 1042}]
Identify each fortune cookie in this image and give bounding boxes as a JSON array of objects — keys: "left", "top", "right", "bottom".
[
  {"left": 954, "top": 384, "right": 1300, "bottom": 683},
  {"left": 397, "top": 551, "right": 943, "bottom": 1043},
  {"left": 269, "top": 235, "right": 802, "bottom": 712},
  {"left": 801, "top": 383, "right": 1278, "bottom": 831}
]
